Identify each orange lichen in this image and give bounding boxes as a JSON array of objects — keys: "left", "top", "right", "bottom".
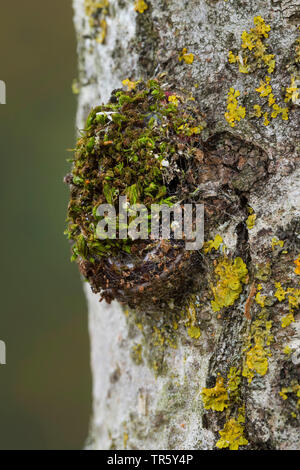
[{"left": 294, "top": 255, "right": 300, "bottom": 275}]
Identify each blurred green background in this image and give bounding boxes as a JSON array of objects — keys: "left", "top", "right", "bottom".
[{"left": 0, "top": 1, "right": 92, "bottom": 449}]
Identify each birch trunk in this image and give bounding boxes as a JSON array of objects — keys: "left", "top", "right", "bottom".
[{"left": 72, "top": 0, "right": 300, "bottom": 450}]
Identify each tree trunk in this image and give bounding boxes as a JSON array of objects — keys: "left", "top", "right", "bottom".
[{"left": 72, "top": 0, "right": 300, "bottom": 450}]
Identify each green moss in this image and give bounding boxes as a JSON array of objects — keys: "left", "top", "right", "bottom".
[
  {"left": 65, "top": 76, "right": 207, "bottom": 308},
  {"left": 65, "top": 77, "right": 204, "bottom": 262}
]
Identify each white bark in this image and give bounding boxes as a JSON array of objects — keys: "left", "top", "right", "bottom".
[{"left": 73, "top": 0, "right": 300, "bottom": 450}]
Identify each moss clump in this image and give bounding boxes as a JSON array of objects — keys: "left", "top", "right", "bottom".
[{"left": 65, "top": 77, "right": 206, "bottom": 307}]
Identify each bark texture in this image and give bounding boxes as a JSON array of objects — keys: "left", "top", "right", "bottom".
[{"left": 72, "top": 0, "right": 300, "bottom": 450}]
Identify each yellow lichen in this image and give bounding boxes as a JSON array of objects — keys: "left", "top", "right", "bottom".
[
  {"left": 179, "top": 48, "right": 194, "bottom": 64},
  {"left": 287, "top": 288, "right": 300, "bottom": 310},
  {"left": 283, "top": 345, "right": 292, "bottom": 355},
  {"left": 85, "top": 0, "right": 109, "bottom": 16},
  {"left": 216, "top": 418, "right": 248, "bottom": 450},
  {"left": 253, "top": 104, "right": 262, "bottom": 117},
  {"left": 246, "top": 213, "right": 256, "bottom": 229},
  {"left": 225, "top": 88, "right": 246, "bottom": 127},
  {"left": 237, "top": 405, "right": 246, "bottom": 423},
  {"left": 255, "top": 77, "right": 289, "bottom": 123},
  {"left": 123, "top": 431, "right": 129, "bottom": 449},
  {"left": 296, "top": 31, "right": 300, "bottom": 63},
  {"left": 245, "top": 343, "right": 270, "bottom": 378},
  {"left": 228, "top": 50, "right": 238, "bottom": 63},
  {"left": 153, "top": 326, "right": 165, "bottom": 347},
  {"left": 131, "top": 343, "right": 143, "bottom": 364},
  {"left": 255, "top": 291, "right": 266, "bottom": 307},
  {"left": 134, "top": 0, "right": 148, "bottom": 13},
  {"left": 285, "top": 76, "right": 299, "bottom": 104},
  {"left": 281, "top": 313, "right": 295, "bottom": 328},
  {"left": 274, "top": 281, "right": 286, "bottom": 301},
  {"left": 263, "top": 112, "right": 270, "bottom": 126},
  {"left": 229, "top": 16, "right": 275, "bottom": 75},
  {"left": 122, "top": 78, "right": 137, "bottom": 91},
  {"left": 228, "top": 17, "right": 296, "bottom": 126},
  {"left": 242, "top": 313, "right": 273, "bottom": 383},
  {"left": 203, "top": 234, "right": 223, "bottom": 253},
  {"left": 274, "top": 281, "right": 299, "bottom": 328},
  {"left": 96, "top": 19, "right": 107, "bottom": 44},
  {"left": 177, "top": 123, "right": 203, "bottom": 136},
  {"left": 211, "top": 257, "right": 248, "bottom": 312},
  {"left": 256, "top": 76, "right": 272, "bottom": 97},
  {"left": 187, "top": 325, "right": 201, "bottom": 339},
  {"left": 201, "top": 369, "right": 247, "bottom": 449},
  {"left": 168, "top": 94, "right": 179, "bottom": 107},
  {"left": 186, "top": 302, "right": 201, "bottom": 339},
  {"left": 227, "top": 367, "right": 241, "bottom": 393},
  {"left": 279, "top": 381, "right": 300, "bottom": 409},
  {"left": 271, "top": 237, "right": 284, "bottom": 251},
  {"left": 268, "top": 93, "right": 275, "bottom": 106},
  {"left": 201, "top": 376, "right": 229, "bottom": 412},
  {"left": 84, "top": 0, "right": 109, "bottom": 43},
  {"left": 271, "top": 103, "right": 289, "bottom": 121}
]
